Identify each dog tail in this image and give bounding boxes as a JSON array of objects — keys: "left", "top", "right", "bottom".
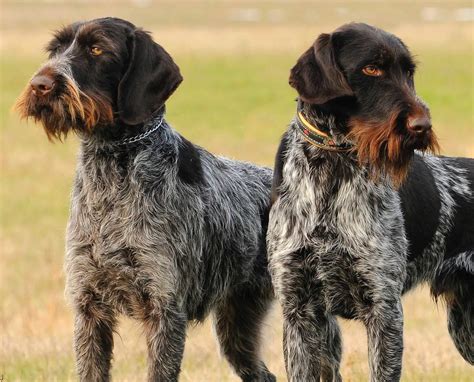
[{"left": 431, "top": 251, "right": 474, "bottom": 365}]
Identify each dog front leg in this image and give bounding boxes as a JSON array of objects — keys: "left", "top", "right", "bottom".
[
  {"left": 364, "top": 299, "right": 404, "bottom": 382},
  {"left": 73, "top": 295, "right": 117, "bottom": 382},
  {"left": 143, "top": 300, "right": 187, "bottom": 382},
  {"left": 320, "top": 314, "right": 343, "bottom": 382},
  {"left": 282, "top": 302, "right": 324, "bottom": 382},
  {"left": 283, "top": 306, "right": 343, "bottom": 382},
  {"left": 270, "top": 246, "right": 336, "bottom": 381}
]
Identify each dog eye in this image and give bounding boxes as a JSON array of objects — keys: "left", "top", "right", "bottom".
[
  {"left": 362, "top": 65, "right": 383, "bottom": 77},
  {"left": 90, "top": 46, "right": 103, "bottom": 56}
]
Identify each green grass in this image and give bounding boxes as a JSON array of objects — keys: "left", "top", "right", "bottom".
[
  {"left": 2, "top": 49, "right": 473, "bottom": 382},
  {"left": 415, "top": 49, "right": 474, "bottom": 138}
]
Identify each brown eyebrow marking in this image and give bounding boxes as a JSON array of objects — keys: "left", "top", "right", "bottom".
[{"left": 75, "top": 22, "right": 119, "bottom": 52}]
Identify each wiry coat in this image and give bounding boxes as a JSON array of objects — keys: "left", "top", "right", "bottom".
[
  {"left": 15, "top": 17, "right": 277, "bottom": 382},
  {"left": 267, "top": 23, "right": 473, "bottom": 382},
  {"left": 268, "top": 118, "right": 473, "bottom": 382},
  {"left": 67, "top": 115, "right": 272, "bottom": 320},
  {"left": 65, "top": 115, "right": 276, "bottom": 381}
]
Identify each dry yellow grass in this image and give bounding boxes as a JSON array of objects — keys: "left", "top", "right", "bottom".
[{"left": 1, "top": 1, "right": 473, "bottom": 381}]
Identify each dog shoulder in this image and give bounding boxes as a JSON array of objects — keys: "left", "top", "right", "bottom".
[
  {"left": 177, "top": 135, "right": 205, "bottom": 186},
  {"left": 399, "top": 155, "right": 441, "bottom": 260}
]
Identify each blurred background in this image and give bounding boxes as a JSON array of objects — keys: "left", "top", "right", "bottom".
[{"left": 1, "top": 1, "right": 473, "bottom": 381}]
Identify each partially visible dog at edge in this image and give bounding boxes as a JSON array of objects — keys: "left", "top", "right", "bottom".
[
  {"left": 15, "top": 17, "right": 276, "bottom": 382},
  {"left": 267, "top": 23, "right": 473, "bottom": 382}
]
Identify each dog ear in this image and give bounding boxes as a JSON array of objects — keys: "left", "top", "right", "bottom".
[
  {"left": 118, "top": 30, "right": 183, "bottom": 125},
  {"left": 289, "top": 33, "right": 352, "bottom": 104}
]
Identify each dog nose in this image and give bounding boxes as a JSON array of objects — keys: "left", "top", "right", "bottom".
[
  {"left": 30, "top": 75, "right": 55, "bottom": 96},
  {"left": 408, "top": 116, "right": 432, "bottom": 134}
]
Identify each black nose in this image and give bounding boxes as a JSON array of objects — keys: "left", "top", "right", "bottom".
[
  {"left": 30, "top": 75, "right": 55, "bottom": 96},
  {"left": 408, "top": 116, "right": 432, "bottom": 134}
]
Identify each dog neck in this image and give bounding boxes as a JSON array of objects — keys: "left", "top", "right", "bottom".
[
  {"left": 82, "top": 106, "right": 166, "bottom": 146},
  {"left": 296, "top": 100, "right": 352, "bottom": 152},
  {"left": 112, "top": 114, "right": 165, "bottom": 146}
]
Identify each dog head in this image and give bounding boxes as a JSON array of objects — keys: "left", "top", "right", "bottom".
[
  {"left": 290, "top": 23, "right": 439, "bottom": 185},
  {"left": 15, "top": 17, "right": 182, "bottom": 140}
]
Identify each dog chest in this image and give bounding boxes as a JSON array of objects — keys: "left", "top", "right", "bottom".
[
  {"left": 66, "top": 174, "right": 179, "bottom": 315},
  {"left": 269, "top": 152, "right": 408, "bottom": 310}
]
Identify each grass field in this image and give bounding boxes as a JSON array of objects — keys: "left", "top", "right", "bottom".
[{"left": 1, "top": 1, "right": 473, "bottom": 381}]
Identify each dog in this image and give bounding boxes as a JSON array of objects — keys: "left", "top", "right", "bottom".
[
  {"left": 267, "top": 23, "right": 473, "bottom": 382},
  {"left": 15, "top": 17, "right": 276, "bottom": 382}
]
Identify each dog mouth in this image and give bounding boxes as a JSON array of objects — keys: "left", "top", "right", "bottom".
[
  {"left": 396, "top": 112, "right": 438, "bottom": 151},
  {"left": 347, "top": 109, "right": 439, "bottom": 186},
  {"left": 15, "top": 72, "right": 114, "bottom": 141},
  {"left": 409, "top": 128, "right": 436, "bottom": 151}
]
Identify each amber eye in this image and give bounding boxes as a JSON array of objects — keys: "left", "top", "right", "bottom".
[
  {"left": 90, "top": 46, "right": 103, "bottom": 56},
  {"left": 362, "top": 65, "right": 383, "bottom": 77}
]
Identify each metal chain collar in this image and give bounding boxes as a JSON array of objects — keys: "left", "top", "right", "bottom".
[{"left": 115, "top": 116, "right": 165, "bottom": 146}]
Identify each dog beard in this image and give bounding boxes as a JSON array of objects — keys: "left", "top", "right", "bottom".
[
  {"left": 15, "top": 74, "right": 114, "bottom": 141},
  {"left": 348, "top": 110, "right": 440, "bottom": 187}
]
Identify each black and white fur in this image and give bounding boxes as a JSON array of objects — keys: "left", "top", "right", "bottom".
[
  {"left": 16, "top": 18, "right": 276, "bottom": 382},
  {"left": 267, "top": 23, "right": 474, "bottom": 382},
  {"left": 67, "top": 114, "right": 276, "bottom": 382}
]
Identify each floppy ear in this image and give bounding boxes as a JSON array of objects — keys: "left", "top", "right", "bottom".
[
  {"left": 289, "top": 33, "right": 352, "bottom": 104},
  {"left": 117, "top": 29, "right": 183, "bottom": 125}
]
